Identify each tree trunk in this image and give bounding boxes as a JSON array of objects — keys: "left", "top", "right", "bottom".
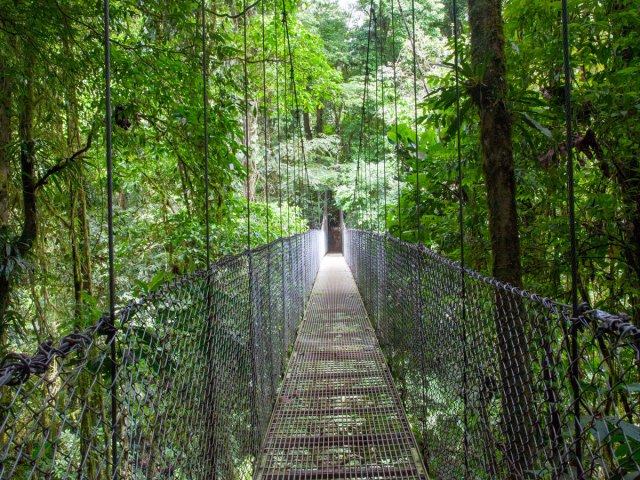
[
  {"left": 316, "top": 105, "right": 324, "bottom": 135},
  {"left": 303, "top": 111, "right": 312, "bottom": 140},
  {"left": 467, "top": 0, "right": 533, "bottom": 477},
  {"left": 468, "top": 0, "right": 521, "bottom": 287},
  {"left": 0, "top": 49, "right": 39, "bottom": 343},
  {"left": 614, "top": 153, "right": 640, "bottom": 322},
  {"left": 0, "top": 43, "right": 12, "bottom": 349},
  {"left": 18, "top": 54, "right": 37, "bottom": 257},
  {"left": 66, "top": 72, "right": 102, "bottom": 478}
]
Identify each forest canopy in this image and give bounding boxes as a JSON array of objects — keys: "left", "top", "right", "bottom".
[{"left": 0, "top": 0, "right": 639, "bottom": 353}]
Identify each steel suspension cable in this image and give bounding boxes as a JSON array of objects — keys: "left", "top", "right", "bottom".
[
  {"left": 391, "top": 0, "right": 401, "bottom": 238},
  {"left": 274, "top": 1, "right": 284, "bottom": 236},
  {"left": 451, "top": 0, "right": 469, "bottom": 475},
  {"left": 272, "top": 0, "right": 289, "bottom": 368},
  {"left": 366, "top": 28, "right": 373, "bottom": 230},
  {"left": 282, "top": 18, "right": 292, "bottom": 235},
  {"left": 260, "top": 0, "right": 276, "bottom": 399},
  {"left": 201, "top": 0, "right": 211, "bottom": 268},
  {"left": 378, "top": 0, "right": 387, "bottom": 233},
  {"left": 261, "top": 0, "right": 269, "bottom": 241},
  {"left": 283, "top": 8, "right": 310, "bottom": 223},
  {"left": 102, "top": 0, "right": 118, "bottom": 476},
  {"left": 373, "top": 6, "right": 381, "bottom": 232},
  {"left": 410, "top": 0, "right": 421, "bottom": 243},
  {"left": 562, "top": 0, "right": 578, "bottom": 326},
  {"left": 280, "top": 2, "right": 298, "bottom": 227},
  {"left": 243, "top": 0, "right": 251, "bottom": 251},
  {"left": 281, "top": 0, "right": 305, "bottom": 314},
  {"left": 354, "top": 5, "right": 375, "bottom": 228},
  {"left": 561, "top": 0, "right": 584, "bottom": 476},
  {"left": 241, "top": 0, "right": 262, "bottom": 455}
]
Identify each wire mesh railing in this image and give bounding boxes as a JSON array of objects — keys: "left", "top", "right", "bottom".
[
  {"left": 0, "top": 229, "right": 327, "bottom": 479},
  {"left": 345, "top": 228, "right": 640, "bottom": 480}
]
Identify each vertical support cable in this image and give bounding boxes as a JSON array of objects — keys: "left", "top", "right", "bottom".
[
  {"left": 260, "top": 0, "right": 276, "bottom": 401},
  {"left": 410, "top": 0, "right": 420, "bottom": 243},
  {"left": 282, "top": 24, "right": 291, "bottom": 237},
  {"left": 281, "top": 8, "right": 295, "bottom": 340},
  {"left": 261, "top": 0, "right": 269, "bottom": 242},
  {"left": 391, "top": 0, "right": 401, "bottom": 238},
  {"left": 241, "top": 0, "right": 261, "bottom": 458},
  {"left": 103, "top": 0, "right": 118, "bottom": 478},
  {"left": 201, "top": 3, "right": 218, "bottom": 475},
  {"left": 274, "top": 1, "right": 283, "bottom": 236},
  {"left": 378, "top": 0, "right": 387, "bottom": 234},
  {"left": 561, "top": 0, "right": 583, "bottom": 476},
  {"left": 451, "top": 0, "right": 469, "bottom": 476},
  {"left": 243, "top": 0, "right": 252, "bottom": 252},
  {"left": 373, "top": 6, "right": 381, "bottom": 233},
  {"left": 354, "top": 5, "right": 374, "bottom": 228},
  {"left": 282, "top": 0, "right": 303, "bottom": 322},
  {"left": 202, "top": 0, "right": 211, "bottom": 268},
  {"left": 283, "top": 2, "right": 310, "bottom": 226},
  {"left": 406, "top": 1, "right": 428, "bottom": 463},
  {"left": 377, "top": 0, "right": 388, "bottom": 340},
  {"left": 273, "top": 0, "right": 288, "bottom": 369}
]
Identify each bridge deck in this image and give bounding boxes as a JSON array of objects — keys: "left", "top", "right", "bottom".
[{"left": 255, "top": 254, "right": 427, "bottom": 479}]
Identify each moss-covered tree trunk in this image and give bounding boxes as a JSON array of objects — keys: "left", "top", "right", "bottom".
[
  {"left": 467, "top": 0, "right": 533, "bottom": 477},
  {"left": 303, "top": 111, "right": 312, "bottom": 140},
  {"left": 0, "top": 41, "right": 12, "bottom": 351},
  {"left": 67, "top": 79, "right": 102, "bottom": 478},
  {"left": 315, "top": 105, "right": 324, "bottom": 135}
]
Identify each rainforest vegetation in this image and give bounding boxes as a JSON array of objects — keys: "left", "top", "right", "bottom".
[
  {"left": 1, "top": 0, "right": 639, "bottom": 478},
  {"left": 1, "top": 0, "right": 638, "bottom": 354}
]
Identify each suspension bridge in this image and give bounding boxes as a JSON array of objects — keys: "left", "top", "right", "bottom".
[
  {"left": 1, "top": 0, "right": 639, "bottom": 478},
  {"left": 1, "top": 224, "right": 638, "bottom": 479}
]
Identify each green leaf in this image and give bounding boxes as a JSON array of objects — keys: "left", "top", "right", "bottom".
[{"left": 520, "top": 112, "right": 554, "bottom": 140}]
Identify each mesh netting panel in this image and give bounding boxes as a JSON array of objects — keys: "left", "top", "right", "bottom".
[
  {"left": 0, "top": 230, "right": 326, "bottom": 479},
  {"left": 345, "top": 228, "right": 640, "bottom": 480}
]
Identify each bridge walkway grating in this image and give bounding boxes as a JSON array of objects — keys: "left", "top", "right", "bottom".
[{"left": 255, "top": 254, "right": 428, "bottom": 479}]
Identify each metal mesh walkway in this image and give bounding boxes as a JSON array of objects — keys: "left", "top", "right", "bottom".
[{"left": 255, "top": 254, "right": 427, "bottom": 479}]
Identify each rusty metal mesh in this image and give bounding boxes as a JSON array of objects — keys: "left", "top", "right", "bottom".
[
  {"left": 0, "top": 230, "right": 326, "bottom": 479},
  {"left": 344, "top": 228, "right": 640, "bottom": 480}
]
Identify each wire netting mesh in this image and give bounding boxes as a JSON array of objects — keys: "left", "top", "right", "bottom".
[
  {"left": 0, "top": 229, "right": 327, "bottom": 479},
  {"left": 345, "top": 228, "right": 640, "bottom": 480}
]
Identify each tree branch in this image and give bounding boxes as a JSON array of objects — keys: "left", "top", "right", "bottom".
[
  {"left": 35, "top": 131, "right": 93, "bottom": 191},
  {"left": 209, "top": 0, "right": 260, "bottom": 19}
]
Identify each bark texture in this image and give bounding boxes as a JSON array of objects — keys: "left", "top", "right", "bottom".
[
  {"left": 467, "top": 0, "right": 533, "bottom": 477},
  {"left": 0, "top": 48, "right": 37, "bottom": 345},
  {"left": 303, "top": 111, "right": 313, "bottom": 140},
  {"left": 0, "top": 46, "right": 12, "bottom": 348},
  {"left": 316, "top": 105, "right": 324, "bottom": 135},
  {"left": 468, "top": 0, "right": 521, "bottom": 287}
]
